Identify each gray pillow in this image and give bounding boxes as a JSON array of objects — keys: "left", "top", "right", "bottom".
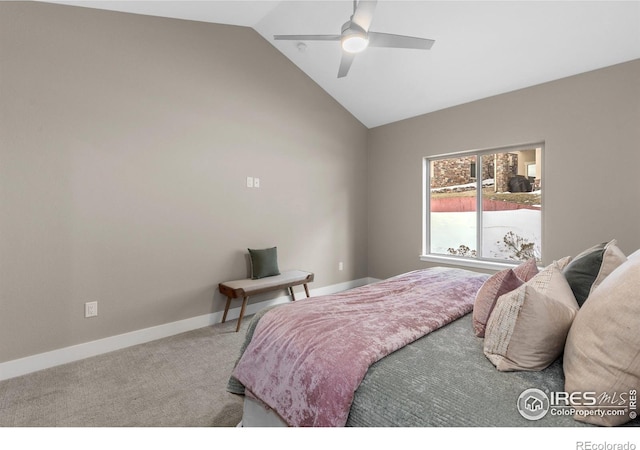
[
  {"left": 248, "top": 247, "right": 280, "bottom": 279},
  {"left": 562, "top": 240, "right": 626, "bottom": 306}
]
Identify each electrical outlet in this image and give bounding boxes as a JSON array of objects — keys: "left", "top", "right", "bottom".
[
  {"left": 338, "top": 262, "right": 344, "bottom": 271},
  {"left": 246, "top": 176, "right": 254, "bottom": 188},
  {"left": 254, "top": 177, "right": 260, "bottom": 188},
  {"left": 85, "top": 301, "right": 98, "bottom": 318}
]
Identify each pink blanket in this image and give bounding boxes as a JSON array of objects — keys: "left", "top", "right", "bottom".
[{"left": 232, "top": 267, "right": 489, "bottom": 427}]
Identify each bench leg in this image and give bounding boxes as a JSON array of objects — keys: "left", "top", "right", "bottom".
[
  {"left": 236, "top": 296, "right": 249, "bottom": 332},
  {"left": 289, "top": 286, "right": 297, "bottom": 301},
  {"left": 303, "top": 283, "right": 310, "bottom": 298},
  {"left": 222, "top": 296, "right": 232, "bottom": 323}
]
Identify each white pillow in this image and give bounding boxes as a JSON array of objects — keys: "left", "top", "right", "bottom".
[
  {"left": 563, "top": 256, "right": 640, "bottom": 426},
  {"left": 627, "top": 248, "right": 640, "bottom": 261}
]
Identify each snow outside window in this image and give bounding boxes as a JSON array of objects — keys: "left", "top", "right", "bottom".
[{"left": 422, "top": 144, "right": 543, "bottom": 267}]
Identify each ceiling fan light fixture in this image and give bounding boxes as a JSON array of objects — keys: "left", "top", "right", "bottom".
[{"left": 341, "top": 33, "right": 369, "bottom": 53}]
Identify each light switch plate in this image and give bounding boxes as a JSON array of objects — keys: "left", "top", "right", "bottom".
[{"left": 85, "top": 301, "right": 98, "bottom": 318}]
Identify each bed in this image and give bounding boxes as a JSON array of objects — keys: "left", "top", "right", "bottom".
[{"left": 227, "top": 244, "right": 640, "bottom": 427}]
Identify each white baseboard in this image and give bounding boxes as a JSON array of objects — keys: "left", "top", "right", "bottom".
[{"left": 0, "top": 277, "right": 378, "bottom": 381}]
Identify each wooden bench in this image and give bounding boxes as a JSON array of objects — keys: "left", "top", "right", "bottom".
[{"left": 219, "top": 270, "right": 314, "bottom": 332}]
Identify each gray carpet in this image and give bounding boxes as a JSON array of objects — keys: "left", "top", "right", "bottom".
[{"left": 0, "top": 318, "right": 248, "bottom": 427}]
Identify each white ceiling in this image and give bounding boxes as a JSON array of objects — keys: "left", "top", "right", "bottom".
[{"left": 48, "top": 1, "right": 640, "bottom": 128}]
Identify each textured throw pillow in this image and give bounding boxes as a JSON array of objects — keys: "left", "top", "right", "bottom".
[
  {"left": 563, "top": 257, "right": 640, "bottom": 426},
  {"left": 248, "top": 247, "right": 280, "bottom": 279},
  {"left": 472, "top": 258, "right": 539, "bottom": 337},
  {"left": 553, "top": 255, "right": 573, "bottom": 271},
  {"left": 512, "top": 258, "right": 539, "bottom": 282},
  {"left": 562, "top": 240, "right": 626, "bottom": 306},
  {"left": 472, "top": 269, "right": 524, "bottom": 337},
  {"left": 483, "top": 262, "right": 579, "bottom": 371}
]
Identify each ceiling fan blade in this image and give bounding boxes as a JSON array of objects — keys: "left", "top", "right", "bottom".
[
  {"left": 274, "top": 34, "right": 341, "bottom": 41},
  {"left": 351, "top": 0, "right": 378, "bottom": 32},
  {"left": 368, "top": 32, "right": 435, "bottom": 50},
  {"left": 337, "top": 51, "right": 356, "bottom": 78}
]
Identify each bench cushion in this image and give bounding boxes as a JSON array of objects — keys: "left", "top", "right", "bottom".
[{"left": 221, "top": 270, "right": 313, "bottom": 296}]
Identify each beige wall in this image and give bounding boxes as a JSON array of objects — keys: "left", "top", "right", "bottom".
[
  {"left": 0, "top": 3, "right": 368, "bottom": 362},
  {"left": 368, "top": 59, "right": 640, "bottom": 279}
]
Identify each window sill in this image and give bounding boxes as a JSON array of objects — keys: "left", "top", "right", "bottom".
[{"left": 419, "top": 254, "right": 519, "bottom": 272}]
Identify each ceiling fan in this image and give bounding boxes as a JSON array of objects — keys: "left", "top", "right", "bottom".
[{"left": 273, "top": 0, "right": 435, "bottom": 78}]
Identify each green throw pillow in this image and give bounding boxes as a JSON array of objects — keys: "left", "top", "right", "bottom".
[{"left": 248, "top": 247, "right": 280, "bottom": 279}]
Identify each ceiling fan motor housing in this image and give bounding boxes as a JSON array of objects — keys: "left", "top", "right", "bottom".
[{"left": 341, "top": 21, "right": 368, "bottom": 53}]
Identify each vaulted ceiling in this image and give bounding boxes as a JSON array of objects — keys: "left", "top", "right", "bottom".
[{"left": 48, "top": 1, "right": 640, "bottom": 128}]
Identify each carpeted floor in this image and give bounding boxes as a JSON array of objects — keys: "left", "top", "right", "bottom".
[{"left": 0, "top": 318, "right": 249, "bottom": 427}]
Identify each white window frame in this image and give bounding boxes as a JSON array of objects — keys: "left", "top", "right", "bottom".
[{"left": 421, "top": 143, "right": 543, "bottom": 271}]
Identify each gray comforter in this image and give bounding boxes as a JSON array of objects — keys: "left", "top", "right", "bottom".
[{"left": 349, "top": 313, "right": 579, "bottom": 427}]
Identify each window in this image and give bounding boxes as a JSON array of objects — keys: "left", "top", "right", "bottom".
[{"left": 422, "top": 144, "right": 542, "bottom": 268}]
